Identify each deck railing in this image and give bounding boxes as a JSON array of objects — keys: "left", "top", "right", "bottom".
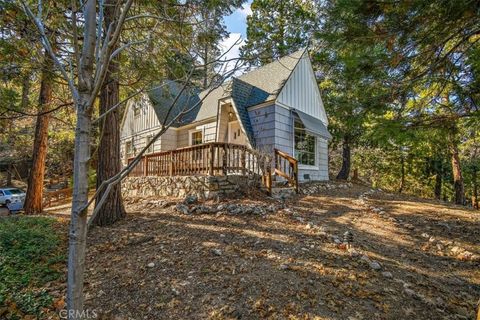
[
  {"left": 274, "top": 148, "right": 299, "bottom": 193},
  {"left": 43, "top": 187, "right": 72, "bottom": 208},
  {"left": 127, "top": 142, "right": 273, "bottom": 191}
]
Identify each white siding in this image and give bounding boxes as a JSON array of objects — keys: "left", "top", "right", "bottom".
[
  {"left": 121, "top": 94, "right": 162, "bottom": 139},
  {"left": 120, "top": 127, "right": 177, "bottom": 165},
  {"left": 176, "top": 121, "right": 217, "bottom": 148},
  {"left": 276, "top": 54, "right": 328, "bottom": 125},
  {"left": 120, "top": 94, "right": 178, "bottom": 164},
  {"left": 217, "top": 105, "right": 230, "bottom": 143}
]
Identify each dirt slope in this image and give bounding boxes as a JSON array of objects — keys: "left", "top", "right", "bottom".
[{"left": 82, "top": 185, "right": 480, "bottom": 319}]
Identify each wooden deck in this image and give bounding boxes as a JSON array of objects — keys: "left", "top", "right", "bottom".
[{"left": 127, "top": 142, "right": 299, "bottom": 194}]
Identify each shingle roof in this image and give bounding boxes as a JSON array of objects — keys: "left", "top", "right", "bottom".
[
  {"left": 236, "top": 48, "right": 305, "bottom": 103},
  {"left": 148, "top": 81, "right": 201, "bottom": 128},
  {"left": 149, "top": 49, "right": 306, "bottom": 136},
  {"left": 230, "top": 78, "right": 256, "bottom": 145}
]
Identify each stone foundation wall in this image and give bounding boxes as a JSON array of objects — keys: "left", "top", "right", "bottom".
[{"left": 122, "top": 175, "right": 262, "bottom": 200}]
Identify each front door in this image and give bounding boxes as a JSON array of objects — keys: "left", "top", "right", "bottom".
[{"left": 228, "top": 121, "right": 246, "bottom": 145}]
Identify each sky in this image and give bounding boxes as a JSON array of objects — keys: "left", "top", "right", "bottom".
[
  {"left": 224, "top": 1, "right": 252, "bottom": 38},
  {"left": 219, "top": 1, "right": 252, "bottom": 69}
]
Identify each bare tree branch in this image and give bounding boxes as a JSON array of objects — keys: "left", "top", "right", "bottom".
[{"left": 21, "top": 1, "right": 79, "bottom": 104}]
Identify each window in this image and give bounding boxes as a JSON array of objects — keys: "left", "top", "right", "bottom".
[
  {"left": 146, "top": 135, "right": 154, "bottom": 153},
  {"left": 294, "top": 119, "right": 316, "bottom": 166},
  {"left": 125, "top": 140, "right": 133, "bottom": 159},
  {"left": 190, "top": 130, "right": 203, "bottom": 145},
  {"left": 190, "top": 130, "right": 203, "bottom": 160}
]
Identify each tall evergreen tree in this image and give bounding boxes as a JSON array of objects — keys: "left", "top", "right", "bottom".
[
  {"left": 24, "top": 49, "right": 54, "bottom": 214},
  {"left": 190, "top": 0, "right": 245, "bottom": 87},
  {"left": 241, "top": 0, "right": 317, "bottom": 65},
  {"left": 91, "top": 0, "right": 125, "bottom": 226}
]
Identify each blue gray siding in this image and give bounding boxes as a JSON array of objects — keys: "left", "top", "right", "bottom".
[
  {"left": 248, "top": 104, "right": 276, "bottom": 153},
  {"left": 249, "top": 103, "right": 328, "bottom": 181},
  {"left": 274, "top": 105, "right": 294, "bottom": 155}
]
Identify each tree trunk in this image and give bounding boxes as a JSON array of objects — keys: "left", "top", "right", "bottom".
[
  {"left": 91, "top": 3, "right": 125, "bottom": 226},
  {"left": 6, "top": 164, "right": 12, "bottom": 186},
  {"left": 67, "top": 106, "right": 91, "bottom": 318},
  {"left": 203, "top": 44, "right": 208, "bottom": 89},
  {"left": 434, "top": 162, "right": 442, "bottom": 200},
  {"left": 450, "top": 142, "right": 465, "bottom": 205},
  {"left": 352, "top": 168, "right": 358, "bottom": 180},
  {"left": 398, "top": 152, "right": 405, "bottom": 193},
  {"left": 336, "top": 136, "right": 351, "bottom": 180},
  {"left": 67, "top": 0, "right": 96, "bottom": 316},
  {"left": 472, "top": 165, "right": 478, "bottom": 209},
  {"left": 24, "top": 51, "right": 53, "bottom": 214}
]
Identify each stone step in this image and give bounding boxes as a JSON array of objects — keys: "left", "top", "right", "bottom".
[
  {"left": 271, "top": 186, "right": 296, "bottom": 200},
  {"left": 272, "top": 180, "right": 289, "bottom": 188}
]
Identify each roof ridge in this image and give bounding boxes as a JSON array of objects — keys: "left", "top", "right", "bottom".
[{"left": 238, "top": 48, "right": 306, "bottom": 80}]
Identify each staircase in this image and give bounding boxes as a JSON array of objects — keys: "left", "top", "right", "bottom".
[{"left": 267, "top": 148, "right": 299, "bottom": 199}]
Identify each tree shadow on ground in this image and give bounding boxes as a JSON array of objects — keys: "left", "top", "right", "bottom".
[{"left": 83, "top": 187, "right": 480, "bottom": 320}]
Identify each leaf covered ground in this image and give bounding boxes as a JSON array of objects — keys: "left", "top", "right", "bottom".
[
  {"left": 77, "top": 184, "right": 480, "bottom": 319},
  {"left": 0, "top": 216, "right": 67, "bottom": 319}
]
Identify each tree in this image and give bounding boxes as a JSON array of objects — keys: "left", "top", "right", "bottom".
[
  {"left": 316, "top": 0, "right": 479, "bottom": 195},
  {"left": 91, "top": 0, "right": 125, "bottom": 226},
  {"left": 241, "top": 0, "right": 317, "bottom": 65},
  {"left": 313, "top": 0, "right": 391, "bottom": 180},
  {"left": 23, "top": 1, "right": 246, "bottom": 316},
  {"left": 22, "top": 0, "right": 135, "bottom": 314},
  {"left": 190, "top": 0, "right": 245, "bottom": 87},
  {"left": 24, "top": 49, "right": 53, "bottom": 214}
]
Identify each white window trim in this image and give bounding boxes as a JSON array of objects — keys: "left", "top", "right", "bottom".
[
  {"left": 125, "top": 139, "right": 134, "bottom": 161},
  {"left": 188, "top": 128, "right": 204, "bottom": 146},
  {"left": 293, "top": 117, "right": 318, "bottom": 167},
  {"left": 298, "top": 164, "right": 320, "bottom": 170},
  {"left": 146, "top": 135, "right": 154, "bottom": 153}
]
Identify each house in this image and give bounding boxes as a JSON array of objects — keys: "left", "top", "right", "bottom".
[{"left": 120, "top": 49, "right": 331, "bottom": 188}]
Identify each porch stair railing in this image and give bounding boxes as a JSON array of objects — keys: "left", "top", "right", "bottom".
[{"left": 273, "top": 148, "right": 299, "bottom": 193}]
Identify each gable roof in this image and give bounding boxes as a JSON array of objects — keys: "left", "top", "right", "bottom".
[
  {"left": 230, "top": 78, "right": 257, "bottom": 145},
  {"left": 144, "top": 49, "right": 308, "bottom": 143},
  {"left": 148, "top": 81, "right": 201, "bottom": 128},
  {"left": 236, "top": 48, "right": 305, "bottom": 104},
  {"left": 228, "top": 49, "right": 306, "bottom": 146}
]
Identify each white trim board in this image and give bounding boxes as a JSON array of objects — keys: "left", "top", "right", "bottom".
[{"left": 188, "top": 128, "right": 204, "bottom": 146}]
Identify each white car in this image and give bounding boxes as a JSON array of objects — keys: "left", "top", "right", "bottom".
[{"left": 0, "top": 188, "right": 26, "bottom": 211}]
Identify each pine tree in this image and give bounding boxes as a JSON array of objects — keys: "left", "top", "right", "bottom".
[{"left": 241, "top": 0, "right": 317, "bottom": 65}]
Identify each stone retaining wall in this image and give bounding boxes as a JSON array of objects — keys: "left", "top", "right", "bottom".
[{"left": 122, "top": 175, "right": 261, "bottom": 200}]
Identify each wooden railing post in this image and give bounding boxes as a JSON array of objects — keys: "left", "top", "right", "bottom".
[
  {"left": 294, "top": 161, "right": 299, "bottom": 193},
  {"left": 168, "top": 151, "right": 174, "bottom": 175},
  {"left": 144, "top": 156, "right": 149, "bottom": 176},
  {"left": 274, "top": 149, "right": 278, "bottom": 171},
  {"left": 222, "top": 143, "right": 227, "bottom": 175},
  {"left": 241, "top": 147, "right": 246, "bottom": 175},
  {"left": 266, "top": 163, "right": 272, "bottom": 195},
  {"left": 209, "top": 143, "right": 215, "bottom": 176}
]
